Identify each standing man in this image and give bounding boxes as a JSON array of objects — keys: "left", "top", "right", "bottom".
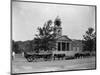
[{"left": 12, "top": 51, "right": 15, "bottom": 60}]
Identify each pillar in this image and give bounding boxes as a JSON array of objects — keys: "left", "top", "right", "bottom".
[
  {"left": 60, "top": 42, "right": 62, "bottom": 51},
  {"left": 56, "top": 42, "right": 58, "bottom": 51}
]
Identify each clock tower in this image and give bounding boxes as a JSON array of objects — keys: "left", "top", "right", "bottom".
[{"left": 54, "top": 16, "right": 62, "bottom": 38}]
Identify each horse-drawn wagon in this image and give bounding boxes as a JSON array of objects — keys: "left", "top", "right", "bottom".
[
  {"left": 24, "top": 51, "right": 52, "bottom": 62},
  {"left": 24, "top": 50, "right": 92, "bottom": 62}
]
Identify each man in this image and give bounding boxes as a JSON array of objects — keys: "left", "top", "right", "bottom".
[{"left": 12, "top": 51, "right": 15, "bottom": 60}]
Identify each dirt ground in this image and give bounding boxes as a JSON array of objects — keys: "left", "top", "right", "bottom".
[{"left": 11, "top": 54, "right": 96, "bottom": 74}]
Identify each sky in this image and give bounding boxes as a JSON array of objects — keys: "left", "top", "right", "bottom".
[{"left": 12, "top": 1, "right": 96, "bottom": 41}]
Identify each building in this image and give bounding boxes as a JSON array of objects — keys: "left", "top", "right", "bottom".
[
  {"left": 16, "top": 17, "right": 83, "bottom": 57},
  {"left": 52, "top": 17, "right": 83, "bottom": 56}
]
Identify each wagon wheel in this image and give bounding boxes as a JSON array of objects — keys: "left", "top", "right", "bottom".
[{"left": 27, "top": 56, "right": 33, "bottom": 62}]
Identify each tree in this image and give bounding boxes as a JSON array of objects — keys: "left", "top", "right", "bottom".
[
  {"left": 20, "top": 40, "right": 34, "bottom": 52},
  {"left": 34, "top": 20, "right": 57, "bottom": 53},
  {"left": 12, "top": 40, "right": 15, "bottom": 52},
  {"left": 54, "top": 16, "right": 61, "bottom": 26},
  {"left": 12, "top": 40, "right": 19, "bottom": 53},
  {"left": 83, "top": 27, "right": 96, "bottom": 52}
]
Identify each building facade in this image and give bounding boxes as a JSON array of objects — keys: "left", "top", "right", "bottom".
[{"left": 53, "top": 17, "right": 83, "bottom": 56}]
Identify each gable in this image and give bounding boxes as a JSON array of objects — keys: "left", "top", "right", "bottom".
[{"left": 57, "top": 36, "right": 71, "bottom": 41}]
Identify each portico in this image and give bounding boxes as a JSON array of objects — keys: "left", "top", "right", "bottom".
[{"left": 56, "top": 41, "right": 71, "bottom": 51}]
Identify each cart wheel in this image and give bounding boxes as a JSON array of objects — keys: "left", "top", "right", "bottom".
[{"left": 27, "top": 57, "right": 33, "bottom": 62}]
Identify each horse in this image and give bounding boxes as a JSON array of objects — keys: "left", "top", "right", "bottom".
[{"left": 53, "top": 54, "right": 65, "bottom": 60}]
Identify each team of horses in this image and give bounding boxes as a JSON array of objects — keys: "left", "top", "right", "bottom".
[
  {"left": 24, "top": 52, "right": 91, "bottom": 62},
  {"left": 74, "top": 52, "right": 91, "bottom": 58}
]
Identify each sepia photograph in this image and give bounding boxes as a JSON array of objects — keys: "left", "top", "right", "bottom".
[{"left": 11, "top": 0, "right": 96, "bottom": 74}]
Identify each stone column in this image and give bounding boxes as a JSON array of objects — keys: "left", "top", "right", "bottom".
[
  {"left": 69, "top": 43, "right": 72, "bottom": 51},
  {"left": 56, "top": 42, "right": 58, "bottom": 51},
  {"left": 60, "top": 42, "right": 62, "bottom": 51},
  {"left": 65, "top": 42, "right": 67, "bottom": 51},
  {"left": 69, "top": 43, "right": 70, "bottom": 51}
]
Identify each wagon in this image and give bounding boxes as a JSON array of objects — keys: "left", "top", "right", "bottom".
[{"left": 24, "top": 52, "right": 53, "bottom": 62}]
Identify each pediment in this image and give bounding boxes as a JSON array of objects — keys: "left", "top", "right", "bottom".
[{"left": 57, "top": 35, "right": 71, "bottom": 41}]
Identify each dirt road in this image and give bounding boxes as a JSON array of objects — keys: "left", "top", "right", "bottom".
[{"left": 12, "top": 54, "right": 96, "bottom": 74}]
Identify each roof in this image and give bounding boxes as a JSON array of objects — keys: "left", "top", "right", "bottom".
[
  {"left": 72, "top": 39, "right": 83, "bottom": 47},
  {"left": 56, "top": 35, "right": 72, "bottom": 41}
]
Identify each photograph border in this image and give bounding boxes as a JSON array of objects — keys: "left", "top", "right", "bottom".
[{"left": 10, "top": 0, "right": 97, "bottom": 74}]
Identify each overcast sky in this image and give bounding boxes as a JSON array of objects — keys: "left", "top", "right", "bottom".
[{"left": 12, "top": 1, "right": 95, "bottom": 41}]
